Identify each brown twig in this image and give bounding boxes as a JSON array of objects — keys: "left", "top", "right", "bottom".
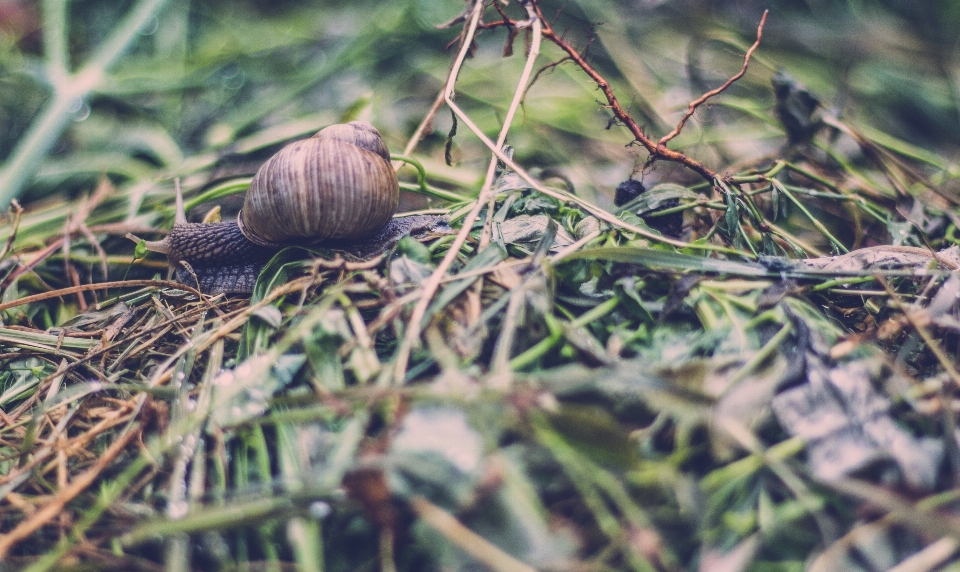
[
  {"left": 0, "top": 222, "right": 159, "bottom": 290},
  {"left": 0, "top": 280, "right": 204, "bottom": 313},
  {"left": 528, "top": 1, "right": 720, "bottom": 182},
  {"left": 65, "top": 260, "right": 87, "bottom": 310},
  {"left": 658, "top": 11, "right": 768, "bottom": 147},
  {"left": 523, "top": 55, "right": 572, "bottom": 101},
  {"left": 411, "top": 496, "right": 538, "bottom": 572},
  {"left": 398, "top": 90, "right": 447, "bottom": 162},
  {"left": 0, "top": 421, "right": 140, "bottom": 560}
]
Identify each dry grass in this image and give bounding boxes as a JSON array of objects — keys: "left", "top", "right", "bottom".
[{"left": 2, "top": 1, "right": 960, "bottom": 571}]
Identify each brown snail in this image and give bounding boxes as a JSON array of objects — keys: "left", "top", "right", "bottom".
[{"left": 137, "top": 121, "right": 443, "bottom": 294}]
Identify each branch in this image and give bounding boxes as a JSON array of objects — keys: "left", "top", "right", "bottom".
[
  {"left": 523, "top": 56, "right": 572, "bottom": 101},
  {"left": 0, "top": 423, "right": 141, "bottom": 560},
  {"left": 659, "top": 10, "right": 769, "bottom": 147},
  {"left": 529, "top": 1, "right": 719, "bottom": 183}
]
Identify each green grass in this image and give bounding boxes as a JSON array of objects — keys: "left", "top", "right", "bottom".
[{"left": 2, "top": 1, "right": 960, "bottom": 571}]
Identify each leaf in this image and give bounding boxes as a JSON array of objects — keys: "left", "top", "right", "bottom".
[
  {"left": 304, "top": 309, "right": 351, "bottom": 391},
  {"left": 424, "top": 245, "right": 507, "bottom": 326},
  {"left": 545, "top": 404, "right": 640, "bottom": 468},
  {"left": 210, "top": 353, "right": 307, "bottom": 428},
  {"left": 396, "top": 235, "right": 432, "bottom": 264},
  {"left": 389, "top": 255, "right": 434, "bottom": 294},
  {"left": 134, "top": 239, "right": 148, "bottom": 260},
  {"left": 615, "top": 183, "right": 697, "bottom": 216},
  {"left": 251, "top": 247, "right": 310, "bottom": 304},
  {"left": 251, "top": 305, "right": 283, "bottom": 329},
  {"left": 495, "top": 214, "right": 575, "bottom": 253},
  {"left": 562, "top": 247, "right": 769, "bottom": 276},
  {"left": 771, "top": 360, "right": 943, "bottom": 489},
  {"left": 0, "top": 359, "right": 46, "bottom": 408}
]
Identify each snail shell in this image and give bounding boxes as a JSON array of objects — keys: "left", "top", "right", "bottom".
[
  {"left": 239, "top": 121, "right": 400, "bottom": 247},
  {"left": 135, "top": 121, "right": 421, "bottom": 295}
]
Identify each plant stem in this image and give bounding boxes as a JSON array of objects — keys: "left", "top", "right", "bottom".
[{"left": 0, "top": 0, "right": 170, "bottom": 208}]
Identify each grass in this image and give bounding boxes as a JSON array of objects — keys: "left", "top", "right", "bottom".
[{"left": 2, "top": 0, "right": 960, "bottom": 571}]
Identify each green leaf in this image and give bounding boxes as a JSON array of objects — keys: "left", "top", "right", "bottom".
[{"left": 134, "top": 239, "right": 148, "bottom": 260}]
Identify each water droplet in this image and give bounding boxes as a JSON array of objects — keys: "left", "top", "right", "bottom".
[
  {"left": 220, "top": 65, "right": 245, "bottom": 90},
  {"left": 309, "top": 501, "right": 331, "bottom": 520},
  {"left": 167, "top": 500, "right": 189, "bottom": 519},
  {"left": 236, "top": 362, "right": 253, "bottom": 378},
  {"left": 214, "top": 371, "right": 234, "bottom": 387},
  {"left": 67, "top": 98, "right": 90, "bottom": 122},
  {"left": 139, "top": 16, "right": 159, "bottom": 36},
  {"left": 73, "top": 102, "right": 90, "bottom": 122}
]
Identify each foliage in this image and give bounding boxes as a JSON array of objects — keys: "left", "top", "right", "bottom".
[{"left": 2, "top": 1, "right": 960, "bottom": 571}]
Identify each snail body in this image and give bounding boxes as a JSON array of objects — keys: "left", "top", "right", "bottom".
[{"left": 139, "top": 121, "right": 430, "bottom": 295}]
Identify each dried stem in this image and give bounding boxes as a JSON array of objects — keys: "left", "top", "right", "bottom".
[
  {"left": 659, "top": 10, "right": 769, "bottom": 146},
  {"left": 529, "top": 1, "right": 719, "bottom": 182},
  {"left": 0, "top": 279, "right": 204, "bottom": 313},
  {"left": 390, "top": 0, "right": 488, "bottom": 385},
  {"left": 0, "top": 422, "right": 141, "bottom": 559}
]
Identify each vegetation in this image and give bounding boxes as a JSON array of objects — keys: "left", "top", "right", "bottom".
[{"left": 2, "top": 0, "right": 960, "bottom": 570}]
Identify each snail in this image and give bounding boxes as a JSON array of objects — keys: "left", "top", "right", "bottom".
[{"left": 134, "top": 121, "right": 447, "bottom": 295}]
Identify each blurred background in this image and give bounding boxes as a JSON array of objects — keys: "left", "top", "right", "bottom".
[{"left": 0, "top": 0, "right": 958, "bottom": 210}]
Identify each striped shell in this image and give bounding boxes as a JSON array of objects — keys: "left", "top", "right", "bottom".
[{"left": 238, "top": 121, "right": 399, "bottom": 248}]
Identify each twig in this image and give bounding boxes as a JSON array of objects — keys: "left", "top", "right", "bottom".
[
  {"left": 390, "top": 0, "right": 487, "bottom": 385},
  {"left": 529, "top": 1, "right": 718, "bottom": 182},
  {"left": 0, "top": 280, "right": 204, "bottom": 313},
  {"left": 474, "top": 4, "right": 541, "bottom": 334},
  {"left": 390, "top": 1, "right": 757, "bottom": 384},
  {"left": 658, "top": 11, "right": 769, "bottom": 146},
  {"left": 397, "top": 90, "right": 447, "bottom": 163},
  {"left": 411, "top": 496, "right": 538, "bottom": 572},
  {"left": 0, "top": 422, "right": 140, "bottom": 559},
  {"left": 434, "top": 97, "right": 734, "bottom": 252}
]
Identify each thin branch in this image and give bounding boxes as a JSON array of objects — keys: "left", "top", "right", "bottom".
[
  {"left": 523, "top": 56, "right": 572, "bottom": 101},
  {"left": 390, "top": 1, "right": 754, "bottom": 384},
  {"left": 390, "top": 0, "right": 488, "bottom": 385},
  {"left": 659, "top": 10, "right": 769, "bottom": 146},
  {"left": 411, "top": 496, "right": 538, "bottom": 572},
  {"left": 397, "top": 90, "right": 446, "bottom": 162},
  {"left": 479, "top": 2, "right": 541, "bottom": 246},
  {"left": 529, "top": 1, "right": 718, "bottom": 183},
  {"left": 0, "top": 423, "right": 141, "bottom": 560}
]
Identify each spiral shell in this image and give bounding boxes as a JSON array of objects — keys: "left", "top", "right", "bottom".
[{"left": 238, "top": 121, "right": 400, "bottom": 248}]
